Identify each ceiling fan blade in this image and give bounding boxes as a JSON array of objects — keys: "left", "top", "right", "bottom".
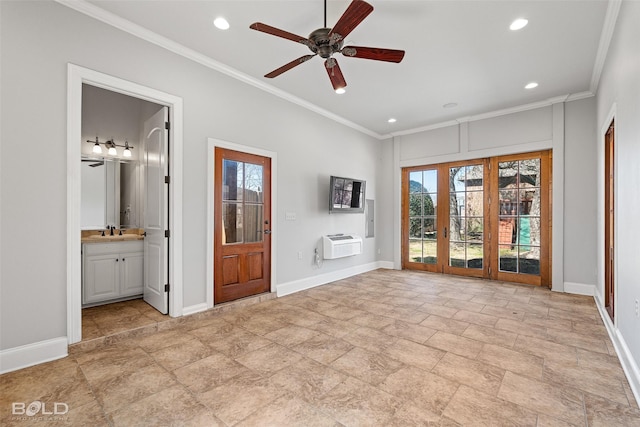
[
  {"left": 328, "top": 0, "right": 374, "bottom": 44},
  {"left": 324, "top": 58, "right": 347, "bottom": 91},
  {"left": 341, "top": 46, "right": 405, "bottom": 63},
  {"left": 264, "top": 55, "right": 316, "bottom": 78},
  {"left": 249, "top": 22, "right": 312, "bottom": 47}
]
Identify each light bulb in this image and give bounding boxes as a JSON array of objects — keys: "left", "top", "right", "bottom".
[
  {"left": 108, "top": 146, "right": 117, "bottom": 156},
  {"left": 92, "top": 143, "right": 102, "bottom": 154},
  {"left": 335, "top": 88, "right": 346, "bottom": 94},
  {"left": 123, "top": 148, "right": 132, "bottom": 158}
]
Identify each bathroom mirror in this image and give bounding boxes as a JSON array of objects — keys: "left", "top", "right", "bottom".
[{"left": 81, "top": 157, "right": 141, "bottom": 229}]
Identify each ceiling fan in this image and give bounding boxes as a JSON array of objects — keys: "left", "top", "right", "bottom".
[{"left": 249, "top": 0, "right": 405, "bottom": 92}]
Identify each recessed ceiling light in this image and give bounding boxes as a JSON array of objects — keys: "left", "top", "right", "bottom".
[
  {"left": 335, "top": 88, "right": 346, "bottom": 94},
  {"left": 214, "top": 17, "right": 230, "bottom": 30},
  {"left": 388, "top": 118, "right": 397, "bottom": 123},
  {"left": 525, "top": 82, "right": 538, "bottom": 89},
  {"left": 510, "top": 18, "right": 528, "bottom": 31},
  {"left": 443, "top": 102, "right": 458, "bottom": 109}
]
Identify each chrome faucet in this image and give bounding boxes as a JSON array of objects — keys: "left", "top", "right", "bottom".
[{"left": 109, "top": 226, "right": 115, "bottom": 236}]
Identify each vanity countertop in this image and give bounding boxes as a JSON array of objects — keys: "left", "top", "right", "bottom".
[{"left": 81, "top": 229, "right": 144, "bottom": 243}]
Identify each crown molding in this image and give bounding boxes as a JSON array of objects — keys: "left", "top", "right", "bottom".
[
  {"left": 55, "top": 0, "right": 606, "bottom": 142},
  {"left": 590, "top": 0, "right": 622, "bottom": 93},
  {"left": 54, "top": 0, "right": 384, "bottom": 140}
]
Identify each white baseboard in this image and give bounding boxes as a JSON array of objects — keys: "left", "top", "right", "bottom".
[
  {"left": 594, "top": 294, "right": 640, "bottom": 406},
  {"left": 564, "top": 281, "right": 595, "bottom": 296},
  {"left": 0, "top": 337, "right": 68, "bottom": 374},
  {"left": 377, "top": 260, "right": 395, "bottom": 270},
  {"left": 181, "top": 302, "right": 209, "bottom": 316},
  {"left": 276, "top": 261, "right": 392, "bottom": 297}
]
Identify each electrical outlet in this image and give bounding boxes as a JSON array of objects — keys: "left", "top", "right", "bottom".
[{"left": 635, "top": 299, "right": 639, "bottom": 318}]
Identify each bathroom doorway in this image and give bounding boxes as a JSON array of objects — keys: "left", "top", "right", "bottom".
[{"left": 67, "top": 64, "right": 184, "bottom": 344}]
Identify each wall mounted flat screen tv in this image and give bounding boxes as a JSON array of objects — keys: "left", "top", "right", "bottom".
[{"left": 330, "top": 176, "right": 366, "bottom": 213}]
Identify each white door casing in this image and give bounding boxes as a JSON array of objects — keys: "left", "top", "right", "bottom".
[
  {"left": 67, "top": 64, "right": 183, "bottom": 344},
  {"left": 143, "top": 107, "right": 169, "bottom": 314}
]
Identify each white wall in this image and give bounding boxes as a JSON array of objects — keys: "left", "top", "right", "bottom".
[
  {"left": 595, "top": 0, "right": 640, "bottom": 398},
  {"left": 564, "top": 98, "right": 597, "bottom": 287},
  {"left": 0, "top": 1, "right": 382, "bottom": 353}
]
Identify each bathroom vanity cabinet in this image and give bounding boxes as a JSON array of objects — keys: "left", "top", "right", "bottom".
[{"left": 82, "top": 240, "right": 144, "bottom": 305}]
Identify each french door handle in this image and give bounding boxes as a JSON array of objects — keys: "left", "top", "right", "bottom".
[
  {"left": 443, "top": 227, "right": 447, "bottom": 238},
  {"left": 264, "top": 230, "right": 272, "bottom": 235}
]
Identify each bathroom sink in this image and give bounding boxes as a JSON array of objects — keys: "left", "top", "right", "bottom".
[{"left": 82, "top": 233, "right": 143, "bottom": 242}]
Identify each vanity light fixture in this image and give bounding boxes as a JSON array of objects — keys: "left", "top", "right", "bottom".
[
  {"left": 91, "top": 137, "right": 102, "bottom": 154},
  {"left": 123, "top": 141, "right": 132, "bottom": 158},
  {"left": 86, "top": 137, "right": 134, "bottom": 157},
  {"left": 106, "top": 139, "right": 118, "bottom": 156}
]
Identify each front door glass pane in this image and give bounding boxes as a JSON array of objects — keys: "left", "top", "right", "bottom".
[
  {"left": 497, "top": 158, "right": 541, "bottom": 275},
  {"left": 223, "top": 160, "right": 264, "bottom": 245}
]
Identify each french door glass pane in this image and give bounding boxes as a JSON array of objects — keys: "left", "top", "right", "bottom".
[
  {"left": 497, "top": 158, "right": 541, "bottom": 275},
  {"left": 449, "top": 164, "right": 483, "bottom": 269},
  {"left": 408, "top": 169, "right": 437, "bottom": 264}
]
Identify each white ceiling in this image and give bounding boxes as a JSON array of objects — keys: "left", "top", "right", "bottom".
[{"left": 83, "top": 0, "right": 610, "bottom": 137}]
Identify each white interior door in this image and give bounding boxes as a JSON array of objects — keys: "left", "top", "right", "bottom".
[{"left": 143, "top": 107, "right": 169, "bottom": 314}]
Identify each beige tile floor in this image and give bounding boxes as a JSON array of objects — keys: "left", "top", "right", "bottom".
[{"left": 2, "top": 269, "right": 639, "bottom": 426}]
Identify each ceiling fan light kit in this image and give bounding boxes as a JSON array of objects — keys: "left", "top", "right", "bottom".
[{"left": 249, "top": 0, "right": 405, "bottom": 91}]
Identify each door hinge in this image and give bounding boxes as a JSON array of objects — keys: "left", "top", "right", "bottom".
[
  {"left": 165, "top": 121, "right": 170, "bottom": 130},
  {"left": 165, "top": 230, "right": 171, "bottom": 238},
  {"left": 488, "top": 266, "right": 492, "bottom": 275},
  {"left": 164, "top": 284, "right": 170, "bottom": 292},
  {"left": 165, "top": 175, "right": 171, "bottom": 184}
]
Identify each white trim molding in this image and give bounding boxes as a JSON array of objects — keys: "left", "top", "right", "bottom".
[
  {"left": 0, "top": 337, "right": 68, "bottom": 375},
  {"left": 277, "top": 261, "right": 392, "bottom": 297},
  {"left": 181, "top": 303, "right": 209, "bottom": 317},
  {"left": 67, "top": 64, "right": 184, "bottom": 344},
  {"left": 563, "top": 282, "right": 595, "bottom": 296},
  {"left": 55, "top": 0, "right": 603, "bottom": 142},
  {"left": 206, "top": 138, "right": 278, "bottom": 310},
  {"left": 590, "top": 0, "right": 622, "bottom": 93},
  {"left": 594, "top": 293, "right": 640, "bottom": 406}
]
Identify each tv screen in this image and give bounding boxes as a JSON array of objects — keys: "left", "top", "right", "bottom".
[{"left": 330, "top": 176, "right": 366, "bottom": 213}]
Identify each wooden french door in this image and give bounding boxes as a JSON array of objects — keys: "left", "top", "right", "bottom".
[
  {"left": 604, "top": 120, "right": 615, "bottom": 321},
  {"left": 214, "top": 148, "right": 271, "bottom": 304},
  {"left": 402, "top": 159, "right": 487, "bottom": 278},
  {"left": 402, "top": 151, "right": 551, "bottom": 286}
]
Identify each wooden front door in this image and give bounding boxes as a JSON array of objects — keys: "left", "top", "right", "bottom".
[{"left": 214, "top": 148, "right": 271, "bottom": 304}]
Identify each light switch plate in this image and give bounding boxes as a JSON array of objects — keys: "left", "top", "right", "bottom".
[{"left": 285, "top": 212, "right": 297, "bottom": 221}]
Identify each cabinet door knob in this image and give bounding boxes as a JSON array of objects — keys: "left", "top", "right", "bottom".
[
  {"left": 116, "top": 259, "right": 119, "bottom": 262},
  {"left": 122, "top": 258, "right": 125, "bottom": 261}
]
